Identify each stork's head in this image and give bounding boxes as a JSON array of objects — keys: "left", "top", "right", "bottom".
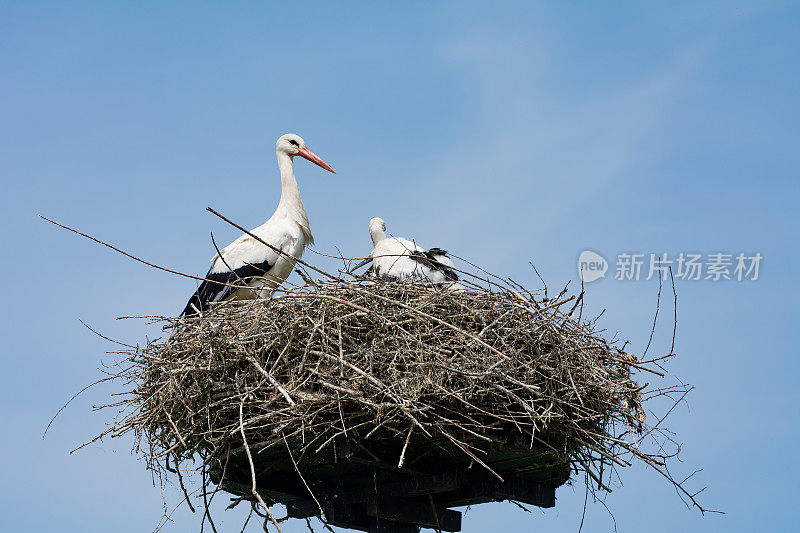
[
  {"left": 368, "top": 217, "right": 387, "bottom": 246},
  {"left": 276, "top": 133, "right": 335, "bottom": 173}
]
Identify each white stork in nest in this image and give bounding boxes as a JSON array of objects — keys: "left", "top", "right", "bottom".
[
  {"left": 182, "top": 133, "right": 335, "bottom": 316},
  {"left": 355, "top": 217, "right": 461, "bottom": 287}
]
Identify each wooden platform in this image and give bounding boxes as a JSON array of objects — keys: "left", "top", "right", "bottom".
[{"left": 211, "top": 433, "right": 570, "bottom": 532}]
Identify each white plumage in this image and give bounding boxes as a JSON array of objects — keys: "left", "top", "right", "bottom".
[
  {"left": 358, "top": 217, "right": 460, "bottom": 286},
  {"left": 182, "top": 133, "right": 334, "bottom": 316}
]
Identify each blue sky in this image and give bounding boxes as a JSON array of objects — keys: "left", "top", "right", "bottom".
[{"left": 1, "top": 1, "right": 798, "bottom": 531}]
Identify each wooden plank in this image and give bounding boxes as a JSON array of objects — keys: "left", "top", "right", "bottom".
[
  {"left": 218, "top": 436, "right": 570, "bottom": 530},
  {"left": 324, "top": 501, "right": 370, "bottom": 532},
  {"left": 336, "top": 471, "right": 461, "bottom": 505},
  {"left": 368, "top": 494, "right": 461, "bottom": 532},
  {"left": 367, "top": 517, "right": 420, "bottom": 533},
  {"left": 495, "top": 479, "right": 556, "bottom": 508},
  {"left": 432, "top": 473, "right": 557, "bottom": 509},
  {"left": 225, "top": 437, "right": 355, "bottom": 472},
  {"left": 285, "top": 499, "right": 322, "bottom": 520},
  {"left": 286, "top": 471, "right": 458, "bottom": 518}
]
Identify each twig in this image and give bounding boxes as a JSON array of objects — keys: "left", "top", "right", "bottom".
[{"left": 238, "top": 398, "right": 283, "bottom": 532}]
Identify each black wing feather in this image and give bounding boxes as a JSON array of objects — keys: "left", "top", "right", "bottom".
[
  {"left": 409, "top": 248, "right": 459, "bottom": 282},
  {"left": 181, "top": 259, "right": 274, "bottom": 316}
]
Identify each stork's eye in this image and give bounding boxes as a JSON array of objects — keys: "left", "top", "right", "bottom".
[{"left": 289, "top": 140, "right": 299, "bottom": 147}]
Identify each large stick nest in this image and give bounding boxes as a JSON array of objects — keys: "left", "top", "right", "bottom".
[{"left": 113, "top": 278, "right": 657, "bottom": 489}]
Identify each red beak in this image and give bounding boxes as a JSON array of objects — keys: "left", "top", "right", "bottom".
[{"left": 296, "top": 146, "right": 336, "bottom": 173}]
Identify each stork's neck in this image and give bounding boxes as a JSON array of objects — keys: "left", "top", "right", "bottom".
[
  {"left": 369, "top": 226, "right": 386, "bottom": 246},
  {"left": 277, "top": 152, "right": 303, "bottom": 207},
  {"left": 276, "top": 151, "right": 313, "bottom": 243}
]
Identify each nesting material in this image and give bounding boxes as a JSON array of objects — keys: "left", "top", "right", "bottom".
[{"left": 109, "top": 277, "right": 659, "bottom": 493}]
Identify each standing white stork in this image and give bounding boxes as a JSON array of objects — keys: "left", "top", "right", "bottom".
[
  {"left": 182, "top": 133, "right": 335, "bottom": 316},
  {"left": 355, "top": 217, "right": 461, "bottom": 286}
]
